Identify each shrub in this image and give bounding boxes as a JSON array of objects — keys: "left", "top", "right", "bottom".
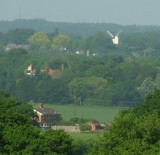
[{"left": 80, "top": 123, "right": 92, "bottom": 131}]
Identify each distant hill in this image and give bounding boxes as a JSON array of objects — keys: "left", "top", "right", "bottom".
[{"left": 0, "top": 19, "right": 160, "bottom": 38}]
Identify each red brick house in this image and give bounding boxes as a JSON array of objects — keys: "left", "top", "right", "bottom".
[
  {"left": 34, "top": 103, "right": 61, "bottom": 128},
  {"left": 88, "top": 121, "right": 101, "bottom": 132}
]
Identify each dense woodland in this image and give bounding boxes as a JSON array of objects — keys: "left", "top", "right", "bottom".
[{"left": 0, "top": 24, "right": 160, "bottom": 106}]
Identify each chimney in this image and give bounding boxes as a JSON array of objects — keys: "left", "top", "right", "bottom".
[
  {"left": 39, "top": 103, "right": 43, "bottom": 109},
  {"left": 86, "top": 50, "right": 90, "bottom": 56},
  {"left": 30, "top": 64, "right": 33, "bottom": 72},
  {"left": 62, "top": 64, "right": 64, "bottom": 71},
  {"left": 45, "top": 67, "right": 49, "bottom": 73}
]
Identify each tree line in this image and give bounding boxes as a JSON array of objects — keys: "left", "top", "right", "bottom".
[
  {"left": 1, "top": 28, "right": 160, "bottom": 58},
  {"left": 0, "top": 47, "right": 160, "bottom": 107},
  {"left": 0, "top": 28, "right": 160, "bottom": 106},
  {"left": 1, "top": 19, "right": 160, "bottom": 38}
]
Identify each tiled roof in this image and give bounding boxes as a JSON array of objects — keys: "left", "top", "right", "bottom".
[{"left": 34, "top": 107, "right": 60, "bottom": 115}]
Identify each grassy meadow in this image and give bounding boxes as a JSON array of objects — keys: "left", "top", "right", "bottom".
[
  {"left": 33, "top": 103, "right": 128, "bottom": 122},
  {"left": 33, "top": 103, "right": 128, "bottom": 141},
  {"left": 69, "top": 132, "right": 103, "bottom": 141}
]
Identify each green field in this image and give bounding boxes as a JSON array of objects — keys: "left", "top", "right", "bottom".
[
  {"left": 33, "top": 103, "right": 128, "bottom": 122},
  {"left": 69, "top": 132, "right": 103, "bottom": 141}
]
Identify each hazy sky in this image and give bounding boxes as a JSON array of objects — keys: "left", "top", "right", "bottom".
[{"left": 0, "top": 0, "right": 159, "bottom": 25}]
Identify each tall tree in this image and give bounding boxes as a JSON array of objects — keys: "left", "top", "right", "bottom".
[
  {"left": 28, "top": 32, "right": 50, "bottom": 49},
  {"left": 51, "top": 34, "right": 71, "bottom": 50},
  {"left": 90, "top": 90, "right": 160, "bottom": 155}
]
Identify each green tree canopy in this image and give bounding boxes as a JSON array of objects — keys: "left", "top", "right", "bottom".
[
  {"left": 68, "top": 76, "right": 107, "bottom": 102},
  {"left": 28, "top": 32, "right": 50, "bottom": 49},
  {"left": 51, "top": 34, "right": 71, "bottom": 50},
  {"left": 90, "top": 90, "right": 160, "bottom": 155},
  {"left": 0, "top": 91, "right": 73, "bottom": 154},
  {"left": 137, "top": 77, "right": 158, "bottom": 97}
]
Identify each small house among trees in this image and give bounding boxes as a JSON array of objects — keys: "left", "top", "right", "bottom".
[
  {"left": 27, "top": 64, "right": 36, "bottom": 76},
  {"left": 34, "top": 103, "right": 61, "bottom": 128},
  {"left": 5, "top": 43, "right": 30, "bottom": 52}
]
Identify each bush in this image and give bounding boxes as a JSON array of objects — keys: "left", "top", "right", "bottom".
[{"left": 80, "top": 123, "right": 92, "bottom": 131}]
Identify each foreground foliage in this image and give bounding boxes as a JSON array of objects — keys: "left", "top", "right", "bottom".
[
  {"left": 1, "top": 90, "right": 160, "bottom": 154},
  {"left": 0, "top": 91, "right": 73, "bottom": 154},
  {"left": 90, "top": 90, "right": 160, "bottom": 155}
]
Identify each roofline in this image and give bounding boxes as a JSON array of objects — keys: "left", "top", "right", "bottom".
[{"left": 34, "top": 109, "right": 43, "bottom": 115}]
